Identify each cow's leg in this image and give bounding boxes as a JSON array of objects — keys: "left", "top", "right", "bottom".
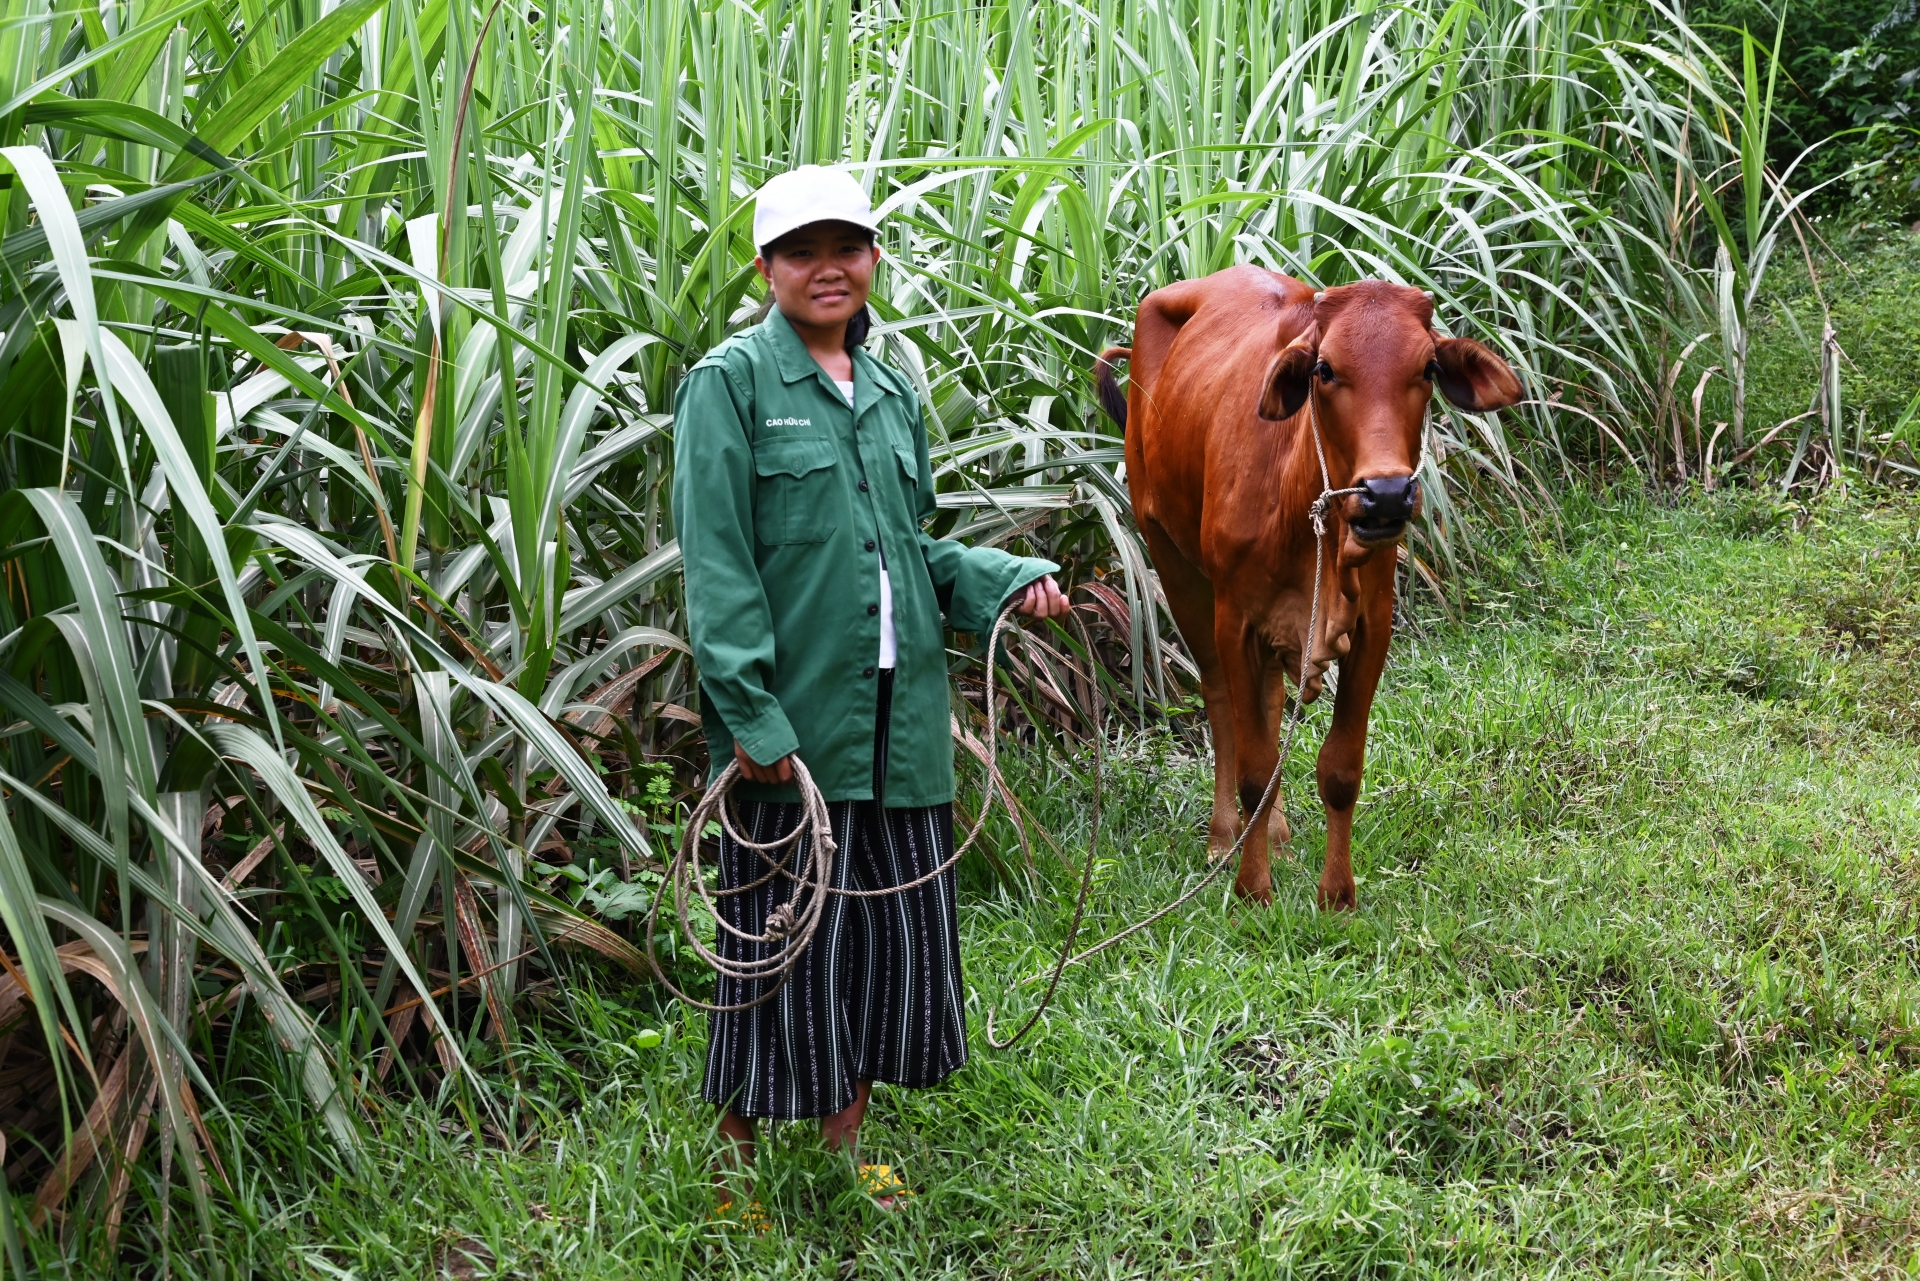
[
  {"left": 1257, "top": 657, "right": 1295, "bottom": 855},
  {"left": 1315, "top": 583, "right": 1394, "bottom": 911},
  {"left": 1141, "top": 521, "right": 1240, "bottom": 857},
  {"left": 1199, "top": 668, "right": 1241, "bottom": 858},
  {"left": 1214, "top": 605, "right": 1277, "bottom": 903}
]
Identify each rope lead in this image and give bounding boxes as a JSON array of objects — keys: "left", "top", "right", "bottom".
[{"left": 646, "top": 388, "right": 1434, "bottom": 1037}]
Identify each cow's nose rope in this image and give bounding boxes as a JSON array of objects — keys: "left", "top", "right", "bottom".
[
  {"left": 1307, "top": 384, "right": 1368, "bottom": 535},
  {"left": 1306, "top": 384, "right": 1431, "bottom": 534}
]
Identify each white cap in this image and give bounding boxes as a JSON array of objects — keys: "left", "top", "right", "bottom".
[{"left": 752, "top": 165, "right": 880, "bottom": 252}]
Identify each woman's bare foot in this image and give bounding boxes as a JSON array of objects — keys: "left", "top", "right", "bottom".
[
  {"left": 713, "top": 1109, "right": 756, "bottom": 1210},
  {"left": 819, "top": 1079, "right": 871, "bottom": 1153},
  {"left": 821, "top": 1082, "right": 907, "bottom": 1209}
]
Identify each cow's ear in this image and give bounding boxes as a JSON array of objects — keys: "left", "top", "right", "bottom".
[
  {"left": 1258, "top": 339, "right": 1316, "bottom": 421},
  {"left": 1432, "top": 337, "right": 1523, "bottom": 412}
]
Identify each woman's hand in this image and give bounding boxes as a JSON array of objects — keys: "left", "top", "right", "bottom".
[
  {"left": 735, "top": 741, "right": 796, "bottom": 784},
  {"left": 1013, "top": 574, "right": 1070, "bottom": 620}
]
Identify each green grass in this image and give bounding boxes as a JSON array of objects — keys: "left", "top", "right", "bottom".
[{"left": 90, "top": 486, "right": 1920, "bottom": 1278}]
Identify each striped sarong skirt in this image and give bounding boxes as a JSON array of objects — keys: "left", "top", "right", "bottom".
[{"left": 701, "top": 673, "right": 968, "bottom": 1120}]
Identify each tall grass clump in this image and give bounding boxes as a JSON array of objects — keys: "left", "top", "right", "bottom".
[{"left": 0, "top": 0, "right": 1853, "bottom": 1264}]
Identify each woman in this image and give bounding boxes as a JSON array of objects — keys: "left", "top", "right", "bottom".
[{"left": 672, "top": 165, "right": 1067, "bottom": 1214}]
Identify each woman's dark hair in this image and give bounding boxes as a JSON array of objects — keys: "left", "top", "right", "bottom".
[
  {"left": 843, "top": 305, "right": 871, "bottom": 350},
  {"left": 758, "top": 222, "right": 876, "bottom": 351}
]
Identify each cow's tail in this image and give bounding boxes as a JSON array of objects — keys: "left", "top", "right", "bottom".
[{"left": 1094, "top": 346, "right": 1132, "bottom": 432}]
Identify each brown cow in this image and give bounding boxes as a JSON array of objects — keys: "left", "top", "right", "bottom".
[{"left": 1096, "top": 267, "right": 1521, "bottom": 908}]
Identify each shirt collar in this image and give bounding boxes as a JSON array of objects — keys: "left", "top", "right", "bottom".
[
  {"left": 850, "top": 345, "right": 900, "bottom": 403},
  {"left": 764, "top": 305, "right": 824, "bottom": 385},
  {"left": 764, "top": 305, "right": 900, "bottom": 402}
]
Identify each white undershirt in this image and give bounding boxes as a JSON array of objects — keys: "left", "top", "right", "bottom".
[{"left": 836, "top": 378, "right": 895, "bottom": 670}]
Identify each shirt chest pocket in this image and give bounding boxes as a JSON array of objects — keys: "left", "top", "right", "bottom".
[
  {"left": 893, "top": 443, "right": 919, "bottom": 490},
  {"left": 753, "top": 437, "right": 839, "bottom": 545}
]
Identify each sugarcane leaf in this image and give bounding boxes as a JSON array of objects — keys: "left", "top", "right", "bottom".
[
  {"left": 92, "top": 331, "right": 282, "bottom": 747},
  {"left": 0, "top": 796, "right": 89, "bottom": 1115},
  {"left": 183, "top": 0, "right": 392, "bottom": 163}
]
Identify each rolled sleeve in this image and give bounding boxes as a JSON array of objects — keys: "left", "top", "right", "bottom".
[
  {"left": 924, "top": 542, "right": 1059, "bottom": 634},
  {"left": 672, "top": 364, "right": 799, "bottom": 766}
]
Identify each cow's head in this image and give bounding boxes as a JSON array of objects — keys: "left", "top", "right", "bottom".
[{"left": 1257, "top": 282, "right": 1523, "bottom": 547}]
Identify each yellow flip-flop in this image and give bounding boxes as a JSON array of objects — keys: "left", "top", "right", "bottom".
[
  {"left": 856, "top": 1164, "right": 915, "bottom": 1206},
  {"left": 710, "top": 1194, "right": 772, "bottom": 1233}
]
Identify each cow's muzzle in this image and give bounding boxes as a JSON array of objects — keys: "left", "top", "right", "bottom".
[{"left": 1349, "top": 475, "right": 1419, "bottom": 543}]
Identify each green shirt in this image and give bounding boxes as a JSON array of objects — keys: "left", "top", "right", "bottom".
[{"left": 672, "top": 306, "right": 1056, "bottom": 806}]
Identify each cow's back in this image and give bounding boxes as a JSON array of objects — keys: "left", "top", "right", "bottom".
[{"left": 1123, "top": 266, "right": 1316, "bottom": 572}]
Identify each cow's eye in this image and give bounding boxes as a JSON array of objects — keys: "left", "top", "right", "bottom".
[
  {"left": 1314, "top": 360, "right": 1334, "bottom": 384},
  {"left": 1424, "top": 359, "right": 1441, "bottom": 382}
]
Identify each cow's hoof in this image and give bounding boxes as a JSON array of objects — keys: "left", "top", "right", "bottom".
[
  {"left": 1317, "top": 882, "right": 1357, "bottom": 912},
  {"left": 1233, "top": 878, "right": 1273, "bottom": 906}
]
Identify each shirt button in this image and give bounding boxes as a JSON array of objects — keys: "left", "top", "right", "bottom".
[
  {"left": 863, "top": 666, "right": 876, "bottom": 678},
  {"left": 859, "top": 479, "right": 869, "bottom": 492},
  {"left": 864, "top": 539, "right": 876, "bottom": 552},
  {"left": 868, "top": 603, "right": 879, "bottom": 615}
]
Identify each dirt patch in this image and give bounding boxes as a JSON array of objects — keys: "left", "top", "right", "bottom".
[
  {"left": 433, "top": 1237, "right": 495, "bottom": 1279},
  {"left": 1222, "top": 1031, "right": 1308, "bottom": 1110}
]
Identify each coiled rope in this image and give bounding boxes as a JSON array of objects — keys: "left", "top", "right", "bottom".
[{"left": 646, "top": 385, "right": 1430, "bottom": 1039}]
